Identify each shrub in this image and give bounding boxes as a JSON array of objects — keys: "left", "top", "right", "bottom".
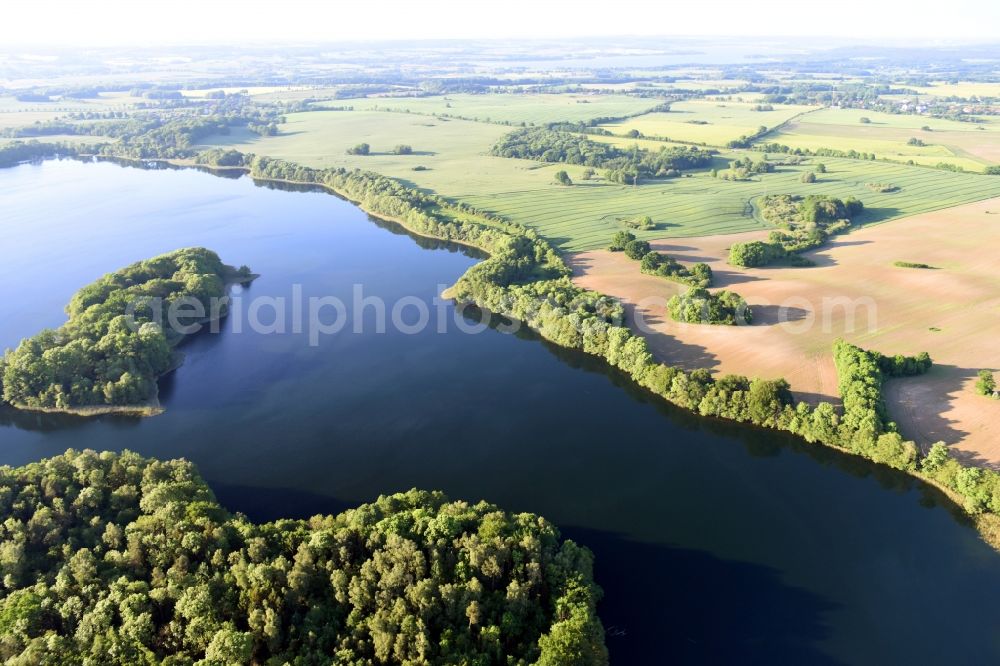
[
  {"left": 623, "top": 239, "right": 652, "bottom": 260},
  {"left": 346, "top": 142, "right": 370, "bottom": 155},
  {"left": 609, "top": 231, "right": 635, "bottom": 252},
  {"left": 976, "top": 370, "right": 997, "bottom": 397},
  {"left": 623, "top": 215, "right": 655, "bottom": 230},
  {"left": 729, "top": 240, "right": 785, "bottom": 267}
]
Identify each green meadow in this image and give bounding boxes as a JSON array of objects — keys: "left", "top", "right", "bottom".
[
  {"left": 764, "top": 108, "right": 1000, "bottom": 171},
  {"left": 597, "top": 100, "right": 818, "bottom": 145},
  {"left": 458, "top": 155, "right": 1000, "bottom": 251},
  {"left": 196, "top": 107, "right": 1000, "bottom": 252}
]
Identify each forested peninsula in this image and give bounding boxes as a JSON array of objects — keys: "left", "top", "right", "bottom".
[
  {"left": 0, "top": 248, "right": 254, "bottom": 416},
  {"left": 0, "top": 449, "right": 606, "bottom": 664}
]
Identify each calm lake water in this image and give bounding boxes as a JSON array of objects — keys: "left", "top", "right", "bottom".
[{"left": 1, "top": 159, "right": 999, "bottom": 664}]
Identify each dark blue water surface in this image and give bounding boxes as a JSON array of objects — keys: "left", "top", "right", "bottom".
[{"left": 1, "top": 159, "right": 999, "bottom": 664}]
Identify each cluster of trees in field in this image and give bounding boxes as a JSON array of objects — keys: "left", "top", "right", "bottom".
[
  {"left": 490, "top": 127, "right": 713, "bottom": 183},
  {"left": 622, "top": 215, "right": 655, "bottom": 230},
  {"left": 643, "top": 253, "right": 713, "bottom": 288},
  {"left": 713, "top": 155, "right": 775, "bottom": 181},
  {"left": 753, "top": 142, "right": 878, "bottom": 161},
  {"left": 725, "top": 125, "right": 770, "bottom": 149},
  {"left": 173, "top": 151, "right": 1000, "bottom": 536},
  {"left": 668, "top": 288, "right": 751, "bottom": 325},
  {"left": 867, "top": 182, "right": 899, "bottom": 192},
  {"left": 0, "top": 249, "right": 246, "bottom": 411},
  {"left": 609, "top": 231, "right": 714, "bottom": 288},
  {"left": 0, "top": 449, "right": 607, "bottom": 665},
  {"left": 729, "top": 194, "right": 863, "bottom": 267}
]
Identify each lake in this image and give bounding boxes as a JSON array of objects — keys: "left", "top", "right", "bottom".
[{"left": 1, "top": 159, "right": 999, "bottom": 664}]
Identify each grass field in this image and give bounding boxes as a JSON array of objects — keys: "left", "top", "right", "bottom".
[
  {"left": 597, "top": 100, "right": 817, "bottom": 146},
  {"left": 0, "top": 93, "right": 137, "bottom": 129},
  {"left": 196, "top": 109, "right": 561, "bottom": 194},
  {"left": 765, "top": 108, "right": 1000, "bottom": 171},
  {"left": 197, "top": 108, "right": 1000, "bottom": 252},
  {"left": 908, "top": 82, "right": 1000, "bottom": 98},
  {"left": 331, "top": 93, "right": 665, "bottom": 125},
  {"left": 459, "top": 155, "right": 1000, "bottom": 250}
]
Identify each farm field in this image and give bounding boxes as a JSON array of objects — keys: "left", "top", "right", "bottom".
[
  {"left": 765, "top": 108, "right": 1000, "bottom": 171},
  {"left": 460, "top": 154, "right": 1000, "bottom": 250},
  {"left": 908, "top": 81, "right": 1000, "bottom": 98},
  {"left": 334, "top": 92, "right": 664, "bottom": 125},
  {"left": 195, "top": 109, "right": 575, "bottom": 195},
  {"left": 596, "top": 100, "right": 818, "bottom": 145},
  {"left": 0, "top": 92, "right": 136, "bottom": 129},
  {"left": 568, "top": 197, "right": 1000, "bottom": 466},
  {"left": 200, "top": 109, "right": 1000, "bottom": 252}
]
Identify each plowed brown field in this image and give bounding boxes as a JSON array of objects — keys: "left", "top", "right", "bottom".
[{"left": 569, "top": 198, "right": 1000, "bottom": 466}]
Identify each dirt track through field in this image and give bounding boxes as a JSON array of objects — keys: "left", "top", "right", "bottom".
[{"left": 569, "top": 198, "right": 1000, "bottom": 466}]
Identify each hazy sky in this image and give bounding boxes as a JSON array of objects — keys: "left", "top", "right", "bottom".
[{"left": 4, "top": 0, "right": 999, "bottom": 46}]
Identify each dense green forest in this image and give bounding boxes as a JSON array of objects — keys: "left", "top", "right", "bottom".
[
  {"left": 0, "top": 248, "right": 250, "bottom": 411},
  {"left": 489, "top": 127, "right": 714, "bottom": 182},
  {"left": 0, "top": 449, "right": 606, "bottom": 665},
  {"left": 729, "top": 194, "right": 864, "bottom": 267}
]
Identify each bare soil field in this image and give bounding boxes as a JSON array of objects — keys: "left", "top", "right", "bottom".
[{"left": 569, "top": 198, "right": 1000, "bottom": 465}]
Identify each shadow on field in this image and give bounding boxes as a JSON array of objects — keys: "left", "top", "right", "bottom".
[
  {"left": 651, "top": 242, "right": 717, "bottom": 264},
  {"left": 711, "top": 268, "right": 766, "bottom": 287},
  {"left": 884, "top": 364, "right": 1000, "bottom": 468},
  {"left": 563, "top": 525, "right": 844, "bottom": 666},
  {"left": 751, "top": 304, "right": 810, "bottom": 326},
  {"left": 805, "top": 239, "right": 873, "bottom": 267},
  {"left": 626, "top": 302, "right": 720, "bottom": 371},
  {"left": 858, "top": 206, "right": 903, "bottom": 225}
]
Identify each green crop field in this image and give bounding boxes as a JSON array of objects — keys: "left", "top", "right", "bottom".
[
  {"left": 597, "top": 100, "right": 818, "bottom": 146},
  {"left": 196, "top": 109, "right": 570, "bottom": 195},
  {"left": 764, "top": 108, "right": 1000, "bottom": 171},
  {"left": 196, "top": 108, "right": 1000, "bottom": 253},
  {"left": 457, "top": 155, "right": 1000, "bottom": 251},
  {"left": 328, "top": 93, "right": 664, "bottom": 125}
]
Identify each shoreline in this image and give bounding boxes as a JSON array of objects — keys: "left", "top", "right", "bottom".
[{"left": 10, "top": 154, "right": 1000, "bottom": 551}]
